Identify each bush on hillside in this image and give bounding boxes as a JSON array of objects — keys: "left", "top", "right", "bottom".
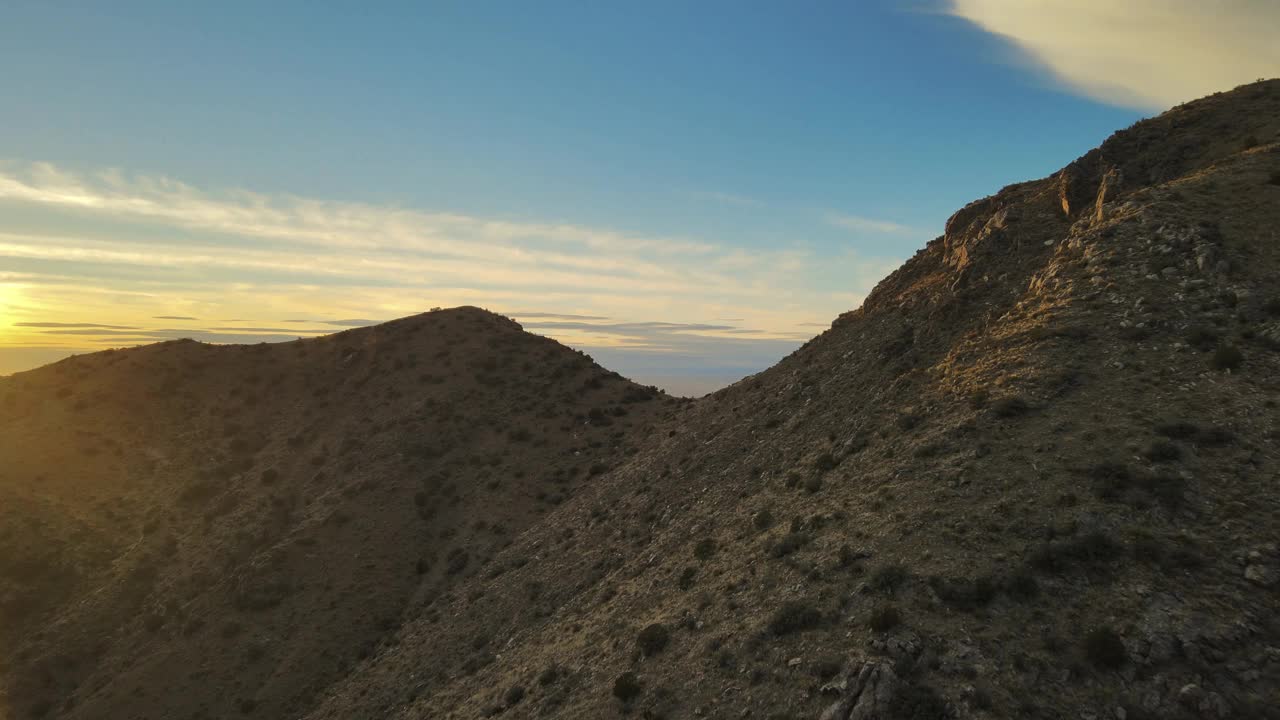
[
  {"left": 1210, "top": 344, "right": 1243, "bottom": 371},
  {"left": 867, "top": 603, "right": 901, "bottom": 631},
  {"left": 767, "top": 600, "right": 824, "bottom": 636},
  {"left": 1084, "top": 626, "right": 1127, "bottom": 669},
  {"left": 612, "top": 672, "right": 642, "bottom": 702},
  {"left": 636, "top": 623, "right": 670, "bottom": 655}
]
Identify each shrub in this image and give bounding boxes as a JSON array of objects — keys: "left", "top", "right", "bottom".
[
  {"left": 767, "top": 600, "right": 824, "bottom": 636},
  {"left": 612, "top": 671, "right": 642, "bottom": 702},
  {"left": 538, "top": 665, "right": 560, "bottom": 686},
  {"left": 968, "top": 389, "right": 990, "bottom": 409},
  {"left": 1004, "top": 570, "right": 1040, "bottom": 600},
  {"left": 1090, "top": 461, "right": 1133, "bottom": 499},
  {"left": 678, "top": 567, "right": 697, "bottom": 590},
  {"left": 1029, "top": 531, "right": 1120, "bottom": 573},
  {"left": 991, "top": 396, "right": 1030, "bottom": 418},
  {"left": 504, "top": 686, "right": 525, "bottom": 705},
  {"left": 837, "top": 544, "right": 864, "bottom": 569},
  {"left": 1199, "top": 426, "right": 1236, "bottom": 446},
  {"left": 1084, "top": 627, "right": 1126, "bottom": 669},
  {"left": 1186, "top": 327, "right": 1219, "bottom": 351},
  {"left": 814, "top": 453, "right": 838, "bottom": 472},
  {"left": 636, "top": 623, "right": 670, "bottom": 655},
  {"left": 1155, "top": 421, "right": 1199, "bottom": 440},
  {"left": 694, "top": 538, "right": 716, "bottom": 561},
  {"left": 867, "top": 603, "right": 901, "bottom": 631},
  {"left": 1091, "top": 461, "right": 1185, "bottom": 509},
  {"left": 1210, "top": 344, "right": 1243, "bottom": 371},
  {"left": 929, "top": 575, "right": 996, "bottom": 610},
  {"left": 870, "top": 563, "right": 908, "bottom": 593},
  {"left": 770, "top": 531, "right": 811, "bottom": 558},
  {"left": 1142, "top": 439, "right": 1182, "bottom": 463},
  {"left": 1142, "top": 474, "right": 1187, "bottom": 509},
  {"left": 812, "top": 656, "right": 843, "bottom": 680},
  {"left": 890, "top": 682, "right": 950, "bottom": 719},
  {"left": 445, "top": 549, "right": 470, "bottom": 576}
]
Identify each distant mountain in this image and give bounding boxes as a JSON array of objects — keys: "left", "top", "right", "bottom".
[{"left": 4, "top": 79, "right": 1279, "bottom": 720}]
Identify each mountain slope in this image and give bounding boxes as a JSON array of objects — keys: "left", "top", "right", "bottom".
[
  {"left": 297, "top": 81, "right": 1280, "bottom": 719},
  {"left": 0, "top": 308, "right": 676, "bottom": 720}
]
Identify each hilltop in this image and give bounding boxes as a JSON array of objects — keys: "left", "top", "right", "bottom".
[{"left": 3, "top": 80, "right": 1280, "bottom": 720}]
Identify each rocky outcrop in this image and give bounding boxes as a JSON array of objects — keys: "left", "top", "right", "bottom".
[{"left": 819, "top": 660, "right": 899, "bottom": 720}]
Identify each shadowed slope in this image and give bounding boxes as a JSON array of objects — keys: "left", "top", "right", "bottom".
[{"left": 0, "top": 307, "right": 676, "bottom": 720}]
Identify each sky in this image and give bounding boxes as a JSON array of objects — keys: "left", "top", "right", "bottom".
[{"left": 2, "top": 1, "right": 1277, "bottom": 395}]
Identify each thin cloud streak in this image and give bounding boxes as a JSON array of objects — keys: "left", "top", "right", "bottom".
[
  {"left": 826, "top": 213, "right": 918, "bottom": 235},
  {"left": 15, "top": 322, "right": 138, "bottom": 329},
  {"left": 506, "top": 311, "right": 611, "bottom": 321},
  {"left": 689, "top": 190, "right": 761, "bottom": 207}
]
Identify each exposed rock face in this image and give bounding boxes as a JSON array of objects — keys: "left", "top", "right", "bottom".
[{"left": 819, "top": 660, "right": 898, "bottom": 720}]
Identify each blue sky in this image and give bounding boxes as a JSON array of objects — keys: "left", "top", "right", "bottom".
[{"left": 2, "top": 1, "right": 1276, "bottom": 394}]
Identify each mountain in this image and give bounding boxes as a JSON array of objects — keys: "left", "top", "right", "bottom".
[
  {"left": 0, "top": 308, "right": 675, "bottom": 719},
  {"left": 4, "top": 79, "right": 1280, "bottom": 720}
]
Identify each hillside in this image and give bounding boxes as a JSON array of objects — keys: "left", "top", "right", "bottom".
[
  {"left": 0, "top": 308, "right": 676, "bottom": 719},
  {"left": 298, "top": 81, "right": 1280, "bottom": 719},
  {"left": 4, "top": 79, "right": 1280, "bottom": 720}
]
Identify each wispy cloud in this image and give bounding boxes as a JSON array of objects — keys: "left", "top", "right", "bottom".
[
  {"left": 506, "top": 311, "right": 611, "bottom": 321},
  {"left": 320, "top": 319, "right": 379, "bottom": 327},
  {"left": 0, "top": 161, "right": 908, "bottom": 388},
  {"left": 945, "top": 0, "right": 1280, "bottom": 109},
  {"left": 826, "top": 213, "right": 918, "bottom": 235},
  {"left": 15, "top": 321, "right": 137, "bottom": 329},
  {"left": 689, "top": 190, "right": 761, "bottom": 207}
]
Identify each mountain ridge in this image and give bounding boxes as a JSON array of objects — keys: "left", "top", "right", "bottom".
[{"left": 3, "top": 79, "right": 1280, "bottom": 720}]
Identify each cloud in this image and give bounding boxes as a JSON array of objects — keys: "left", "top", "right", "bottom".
[
  {"left": 320, "top": 319, "right": 380, "bottom": 327},
  {"left": 827, "top": 213, "right": 917, "bottom": 235},
  {"left": 689, "top": 190, "right": 760, "bottom": 207},
  {"left": 522, "top": 320, "right": 740, "bottom": 335},
  {"left": 207, "top": 326, "right": 332, "bottom": 333},
  {"left": 0, "top": 161, "right": 908, "bottom": 387},
  {"left": 15, "top": 321, "right": 137, "bottom": 329},
  {"left": 506, "top": 311, "right": 611, "bottom": 321},
  {"left": 945, "top": 0, "right": 1280, "bottom": 109},
  {"left": 36, "top": 328, "right": 158, "bottom": 336}
]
